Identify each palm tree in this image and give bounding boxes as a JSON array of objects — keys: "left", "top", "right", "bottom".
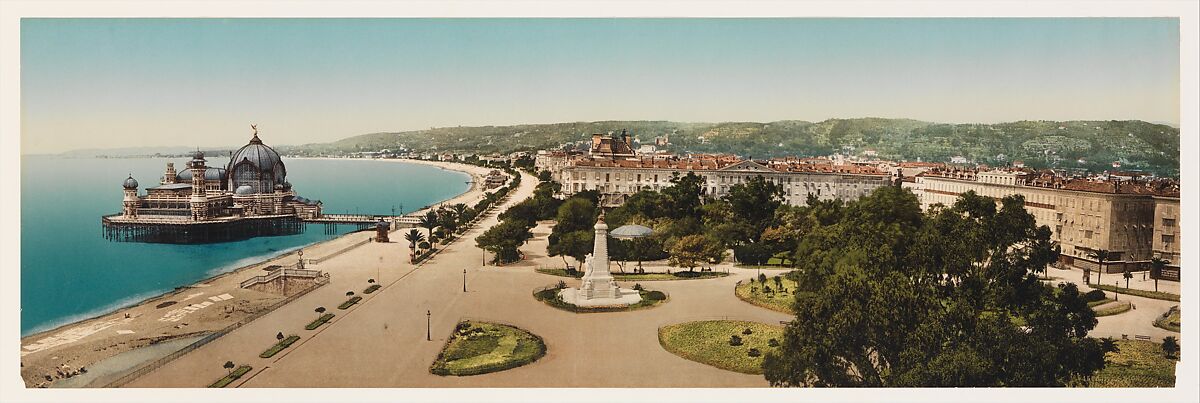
[
  {"left": 1122, "top": 267, "right": 1133, "bottom": 289},
  {"left": 1150, "top": 257, "right": 1168, "bottom": 292},
  {"left": 420, "top": 211, "right": 439, "bottom": 241},
  {"left": 404, "top": 229, "right": 425, "bottom": 251},
  {"left": 451, "top": 203, "right": 468, "bottom": 218},
  {"left": 1089, "top": 249, "right": 1109, "bottom": 285}
]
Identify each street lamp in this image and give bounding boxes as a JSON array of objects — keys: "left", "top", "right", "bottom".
[
  {"left": 463, "top": 269, "right": 468, "bottom": 292},
  {"left": 426, "top": 310, "right": 431, "bottom": 341}
]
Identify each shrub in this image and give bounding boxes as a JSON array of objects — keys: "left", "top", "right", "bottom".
[
  {"left": 729, "top": 335, "right": 743, "bottom": 346},
  {"left": 742, "top": 328, "right": 753, "bottom": 335},
  {"left": 747, "top": 348, "right": 762, "bottom": 357},
  {"left": 555, "top": 280, "right": 567, "bottom": 290},
  {"left": 645, "top": 291, "right": 667, "bottom": 301},
  {"left": 1083, "top": 289, "right": 1107, "bottom": 302},
  {"left": 633, "top": 283, "right": 644, "bottom": 291},
  {"left": 768, "top": 338, "right": 780, "bottom": 347}
]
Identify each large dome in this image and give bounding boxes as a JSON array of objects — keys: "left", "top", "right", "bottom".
[
  {"left": 123, "top": 175, "right": 139, "bottom": 189},
  {"left": 226, "top": 132, "right": 287, "bottom": 194}
]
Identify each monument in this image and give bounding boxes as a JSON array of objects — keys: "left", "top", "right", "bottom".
[{"left": 559, "top": 211, "right": 643, "bottom": 307}]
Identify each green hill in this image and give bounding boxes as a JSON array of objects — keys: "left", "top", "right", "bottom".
[{"left": 281, "top": 118, "right": 1179, "bottom": 176}]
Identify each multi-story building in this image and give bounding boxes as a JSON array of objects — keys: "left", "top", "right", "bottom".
[
  {"left": 541, "top": 132, "right": 892, "bottom": 207},
  {"left": 1152, "top": 195, "right": 1181, "bottom": 280},
  {"left": 916, "top": 167, "right": 1178, "bottom": 277}
]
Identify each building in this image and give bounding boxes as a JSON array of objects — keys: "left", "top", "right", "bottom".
[
  {"left": 916, "top": 166, "right": 1179, "bottom": 278},
  {"left": 540, "top": 131, "right": 892, "bottom": 207},
  {"left": 102, "top": 129, "right": 325, "bottom": 243},
  {"left": 1152, "top": 194, "right": 1181, "bottom": 280}
]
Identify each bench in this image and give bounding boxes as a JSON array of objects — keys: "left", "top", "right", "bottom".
[{"left": 1135, "top": 335, "right": 1152, "bottom": 341}]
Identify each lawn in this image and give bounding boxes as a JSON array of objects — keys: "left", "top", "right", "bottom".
[
  {"left": 536, "top": 268, "right": 728, "bottom": 281},
  {"left": 430, "top": 321, "right": 546, "bottom": 376},
  {"left": 658, "top": 320, "right": 785, "bottom": 375},
  {"left": 1154, "top": 306, "right": 1180, "bottom": 332},
  {"left": 734, "top": 276, "right": 798, "bottom": 314},
  {"left": 1087, "top": 340, "right": 1177, "bottom": 387},
  {"left": 533, "top": 287, "right": 668, "bottom": 313},
  {"left": 1094, "top": 301, "right": 1132, "bottom": 317},
  {"left": 305, "top": 313, "right": 335, "bottom": 330},
  {"left": 209, "top": 365, "right": 252, "bottom": 388},
  {"left": 1090, "top": 284, "right": 1179, "bottom": 302}
]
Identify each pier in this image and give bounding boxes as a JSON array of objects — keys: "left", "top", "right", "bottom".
[{"left": 102, "top": 213, "right": 419, "bottom": 243}]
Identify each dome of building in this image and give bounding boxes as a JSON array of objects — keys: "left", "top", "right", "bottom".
[
  {"left": 235, "top": 185, "right": 254, "bottom": 195},
  {"left": 226, "top": 132, "right": 287, "bottom": 194},
  {"left": 177, "top": 167, "right": 227, "bottom": 181},
  {"left": 123, "top": 175, "right": 139, "bottom": 189}
]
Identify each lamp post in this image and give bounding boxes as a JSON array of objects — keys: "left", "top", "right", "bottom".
[
  {"left": 426, "top": 310, "right": 431, "bottom": 341},
  {"left": 463, "top": 269, "right": 468, "bottom": 292}
]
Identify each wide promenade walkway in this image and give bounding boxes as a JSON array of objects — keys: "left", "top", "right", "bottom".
[{"left": 130, "top": 172, "right": 791, "bottom": 388}]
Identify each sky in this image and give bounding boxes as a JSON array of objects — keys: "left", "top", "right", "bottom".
[{"left": 20, "top": 18, "right": 1180, "bottom": 154}]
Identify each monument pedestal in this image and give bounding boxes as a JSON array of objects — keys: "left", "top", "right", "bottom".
[{"left": 559, "top": 211, "right": 642, "bottom": 307}]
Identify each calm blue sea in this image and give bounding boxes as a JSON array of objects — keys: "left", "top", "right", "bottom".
[{"left": 20, "top": 156, "right": 469, "bottom": 336}]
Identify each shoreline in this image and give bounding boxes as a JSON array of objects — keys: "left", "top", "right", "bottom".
[{"left": 18, "top": 157, "right": 491, "bottom": 387}]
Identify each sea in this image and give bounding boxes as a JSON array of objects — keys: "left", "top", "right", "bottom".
[{"left": 20, "top": 156, "right": 469, "bottom": 337}]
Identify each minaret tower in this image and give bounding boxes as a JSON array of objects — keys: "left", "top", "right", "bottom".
[
  {"left": 188, "top": 151, "right": 209, "bottom": 221},
  {"left": 122, "top": 175, "right": 139, "bottom": 218},
  {"left": 162, "top": 162, "right": 177, "bottom": 185}
]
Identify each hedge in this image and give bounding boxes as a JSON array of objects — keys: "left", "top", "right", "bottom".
[
  {"left": 305, "top": 313, "right": 335, "bottom": 330},
  {"left": 1095, "top": 301, "right": 1133, "bottom": 317},
  {"left": 1090, "top": 285, "right": 1179, "bottom": 302},
  {"left": 208, "top": 365, "right": 252, "bottom": 388},
  {"left": 338, "top": 296, "right": 363, "bottom": 310},
  {"left": 533, "top": 288, "right": 666, "bottom": 313},
  {"left": 260, "top": 335, "right": 300, "bottom": 358}
]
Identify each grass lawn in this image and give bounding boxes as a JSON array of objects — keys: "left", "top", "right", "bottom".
[
  {"left": 734, "top": 276, "right": 798, "bottom": 314},
  {"left": 305, "top": 313, "right": 335, "bottom": 330},
  {"left": 1094, "top": 301, "right": 1133, "bottom": 317},
  {"left": 536, "top": 268, "right": 728, "bottom": 281},
  {"left": 658, "top": 320, "right": 785, "bottom": 375},
  {"left": 430, "top": 321, "right": 546, "bottom": 376},
  {"left": 1087, "top": 298, "right": 1115, "bottom": 308},
  {"left": 1154, "top": 306, "right": 1180, "bottom": 333},
  {"left": 533, "top": 287, "right": 667, "bottom": 313},
  {"left": 1090, "top": 284, "right": 1179, "bottom": 302},
  {"left": 209, "top": 365, "right": 252, "bottom": 388},
  {"left": 1088, "top": 340, "right": 1177, "bottom": 387}
]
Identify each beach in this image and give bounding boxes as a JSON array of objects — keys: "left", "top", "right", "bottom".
[{"left": 17, "top": 158, "right": 500, "bottom": 388}]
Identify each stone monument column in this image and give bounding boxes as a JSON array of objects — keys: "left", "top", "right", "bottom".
[{"left": 580, "top": 211, "right": 619, "bottom": 299}]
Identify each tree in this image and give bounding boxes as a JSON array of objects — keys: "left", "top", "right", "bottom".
[
  {"left": 537, "top": 169, "right": 553, "bottom": 182},
  {"left": 419, "top": 211, "right": 440, "bottom": 241},
  {"left": 668, "top": 235, "right": 723, "bottom": 272},
  {"left": 314, "top": 306, "right": 326, "bottom": 318},
  {"left": 223, "top": 360, "right": 235, "bottom": 375},
  {"left": 548, "top": 197, "right": 597, "bottom": 251},
  {"left": 734, "top": 242, "right": 773, "bottom": 266},
  {"left": 1150, "top": 258, "right": 1167, "bottom": 292},
  {"left": 1090, "top": 249, "right": 1109, "bottom": 286},
  {"left": 276, "top": 332, "right": 284, "bottom": 341},
  {"left": 404, "top": 229, "right": 425, "bottom": 251},
  {"left": 346, "top": 291, "right": 355, "bottom": 297},
  {"left": 661, "top": 172, "right": 704, "bottom": 219},
  {"left": 763, "top": 190, "right": 1109, "bottom": 387},
  {"left": 1162, "top": 336, "right": 1179, "bottom": 359},
  {"left": 476, "top": 219, "right": 534, "bottom": 264},
  {"left": 1122, "top": 267, "right": 1133, "bottom": 289},
  {"left": 547, "top": 230, "right": 593, "bottom": 270},
  {"left": 723, "top": 175, "right": 784, "bottom": 239}
]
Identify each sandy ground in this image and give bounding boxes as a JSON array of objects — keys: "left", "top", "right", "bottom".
[
  {"left": 127, "top": 171, "right": 793, "bottom": 388},
  {"left": 18, "top": 159, "right": 493, "bottom": 388}
]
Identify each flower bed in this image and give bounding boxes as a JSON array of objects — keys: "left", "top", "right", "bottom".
[
  {"left": 364, "top": 284, "right": 382, "bottom": 294},
  {"left": 733, "top": 277, "right": 798, "bottom": 314},
  {"left": 338, "top": 296, "right": 363, "bottom": 310},
  {"left": 658, "top": 320, "right": 785, "bottom": 375},
  {"left": 533, "top": 287, "right": 666, "bottom": 313},
  {"left": 260, "top": 335, "right": 301, "bottom": 358},
  {"left": 1153, "top": 306, "right": 1180, "bottom": 332},
  {"left": 209, "top": 365, "right": 252, "bottom": 388},
  {"left": 305, "top": 313, "right": 335, "bottom": 330},
  {"left": 535, "top": 268, "right": 728, "bottom": 281},
  {"left": 430, "top": 321, "right": 546, "bottom": 376},
  {"left": 1094, "top": 301, "right": 1132, "bottom": 317},
  {"left": 1090, "top": 284, "right": 1179, "bottom": 302}
]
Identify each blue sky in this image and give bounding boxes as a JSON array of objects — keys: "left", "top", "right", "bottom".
[{"left": 21, "top": 18, "right": 1179, "bottom": 154}]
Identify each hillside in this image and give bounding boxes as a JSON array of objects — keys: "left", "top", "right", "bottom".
[{"left": 280, "top": 118, "right": 1180, "bottom": 176}]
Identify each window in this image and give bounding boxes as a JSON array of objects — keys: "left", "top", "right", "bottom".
[
  {"left": 1163, "top": 218, "right": 1176, "bottom": 227},
  {"left": 1084, "top": 230, "right": 1093, "bottom": 239},
  {"left": 1163, "top": 234, "right": 1175, "bottom": 244}
]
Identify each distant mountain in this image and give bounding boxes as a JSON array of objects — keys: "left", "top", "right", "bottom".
[
  {"left": 284, "top": 118, "right": 1181, "bottom": 177},
  {"left": 55, "top": 146, "right": 236, "bottom": 158}
]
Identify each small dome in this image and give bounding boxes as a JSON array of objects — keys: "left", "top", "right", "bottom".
[
  {"left": 235, "top": 185, "right": 254, "bottom": 195},
  {"left": 123, "top": 175, "right": 139, "bottom": 189}
]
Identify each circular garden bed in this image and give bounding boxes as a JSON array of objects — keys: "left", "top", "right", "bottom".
[
  {"left": 733, "top": 275, "right": 798, "bottom": 314},
  {"left": 533, "top": 284, "right": 668, "bottom": 313},
  {"left": 430, "top": 320, "right": 546, "bottom": 376},
  {"left": 658, "top": 320, "right": 785, "bottom": 374}
]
